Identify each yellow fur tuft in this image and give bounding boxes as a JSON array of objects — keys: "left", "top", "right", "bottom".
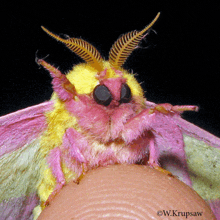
[
  {"left": 37, "top": 161, "right": 77, "bottom": 205},
  {"left": 66, "top": 61, "right": 144, "bottom": 97},
  {"left": 67, "top": 63, "right": 99, "bottom": 94},
  {"left": 40, "top": 99, "right": 78, "bottom": 157},
  {"left": 38, "top": 167, "right": 55, "bottom": 203}
]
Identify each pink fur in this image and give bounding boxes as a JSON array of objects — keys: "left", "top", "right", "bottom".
[
  {"left": 61, "top": 126, "right": 150, "bottom": 173},
  {"left": 145, "top": 100, "right": 220, "bottom": 149},
  {"left": 51, "top": 77, "right": 73, "bottom": 101},
  {"left": 110, "top": 104, "right": 137, "bottom": 139},
  {"left": 0, "top": 101, "right": 54, "bottom": 157},
  {"left": 66, "top": 97, "right": 111, "bottom": 142},
  {"left": 148, "top": 137, "right": 160, "bottom": 166},
  {"left": 122, "top": 109, "right": 155, "bottom": 143},
  {"left": 48, "top": 147, "right": 65, "bottom": 184},
  {"left": 63, "top": 128, "right": 86, "bottom": 163},
  {"left": 46, "top": 148, "right": 66, "bottom": 204},
  {"left": 65, "top": 95, "right": 151, "bottom": 144},
  {"left": 64, "top": 92, "right": 196, "bottom": 186}
]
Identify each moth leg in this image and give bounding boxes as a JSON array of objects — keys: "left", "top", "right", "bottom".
[
  {"left": 161, "top": 145, "right": 192, "bottom": 186},
  {"left": 150, "top": 103, "right": 198, "bottom": 114},
  {"left": 122, "top": 109, "right": 155, "bottom": 144},
  {"left": 63, "top": 128, "right": 88, "bottom": 183},
  {"left": 63, "top": 128, "right": 86, "bottom": 164},
  {"left": 148, "top": 136, "right": 159, "bottom": 166},
  {"left": 148, "top": 137, "right": 173, "bottom": 176},
  {"left": 74, "top": 163, "right": 86, "bottom": 184},
  {"left": 45, "top": 147, "right": 65, "bottom": 206}
]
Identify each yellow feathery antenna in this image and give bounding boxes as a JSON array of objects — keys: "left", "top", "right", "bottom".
[
  {"left": 41, "top": 26, "right": 104, "bottom": 72},
  {"left": 109, "top": 12, "right": 160, "bottom": 69}
]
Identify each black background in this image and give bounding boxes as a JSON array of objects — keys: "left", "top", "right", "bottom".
[{"left": 1, "top": 1, "right": 220, "bottom": 137}]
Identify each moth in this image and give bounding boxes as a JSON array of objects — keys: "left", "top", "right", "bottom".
[{"left": 0, "top": 12, "right": 219, "bottom": 219}]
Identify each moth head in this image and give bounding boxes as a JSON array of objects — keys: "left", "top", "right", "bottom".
[
  {"left": 39, "top": 13, "right": 160, "bottom": 104},
  {"left": 93, "top": 82, "right": 131, "bottom": 107}
]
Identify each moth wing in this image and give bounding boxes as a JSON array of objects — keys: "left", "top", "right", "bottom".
[
  {"left": 175, "top": 117, "right": 220, "bottom": 202},
  {"left": 174, "top": 116, "right": 220, "bottom": 148},
  {"left": 154, "top": 113, "right": 220, "bottom": 203},
  {"left": 0, "top": 101, "right": 54, "bottom": 156},
  {"left": 0, "top": 101, "right": 54, "bottom": 220}
]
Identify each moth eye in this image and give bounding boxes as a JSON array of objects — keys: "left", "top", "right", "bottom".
[
  {"left": 120, "top": 84, "right": 131, "bottom": 103},
  {"left": 93, "top": 85, "right": 112, "bottom": 106}
]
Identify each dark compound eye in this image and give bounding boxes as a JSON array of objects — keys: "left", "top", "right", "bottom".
[
  {"left": 93, "top": 85, "right": 112, "bottom": 106},
  {"left": 120, "top": 84, "right": 131, "bottom": 103}
]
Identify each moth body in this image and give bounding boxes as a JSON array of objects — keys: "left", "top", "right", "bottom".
[{"left": 37, "top": 60, "right": 154, "bottom": 205}]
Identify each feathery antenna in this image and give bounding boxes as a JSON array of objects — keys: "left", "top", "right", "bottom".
[
  {"left": 109, "top": 12, "right": 160, "bottom": 69},
  {"left": 41, "top": 26, "right": 104, "bottom": 72}
]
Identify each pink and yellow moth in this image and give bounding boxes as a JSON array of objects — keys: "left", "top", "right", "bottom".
[{"left": 0, "top": 12, "right": 220, "bottom": 219}]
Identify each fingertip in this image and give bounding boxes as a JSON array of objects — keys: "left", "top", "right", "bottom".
[{"left": 38, "top": 164, "right": 216, "bottom": 219}]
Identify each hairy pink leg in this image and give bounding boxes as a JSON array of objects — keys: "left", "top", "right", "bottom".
[
  {"left": 63, "top": 128, "right": 86, "bottom": 163},
  {"left": 148, "top": 138, "right": 159, "bottom": 166},
  {"left": 151, "top": 103, "right": 198, "bottom": 114},
  {"left": 148, "top": 137, "right": 173, "bottom": 176},
  {"left": 121, "top": 103, "right": 197, "bottom": 144},
  {"left": 172, "top": 105, "right": 198, "bottom": 112},
  {"left": 122, "top": 109, "right": 155, "bottom": 143},
  {"left": 162, "top": 144, "right": 192, "bottom": 186},
  {"left": 145, "top": 100, "right": 156, "bottom": 108},
  {"left": 62, "top": 128, "right": 88, "bottom": 181},
  {"left": 45, "top": 147, "right": 65, "bottom": 206}
]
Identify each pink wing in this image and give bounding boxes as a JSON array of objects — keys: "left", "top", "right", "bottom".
[
  {"left": 0, "top": 101, "right": 54, "bottom": 220},
  {"left": 0, "top": 101, "right": 54, "bottom": 156},
  {"left": 145, "top": 100, "right": 220, "bottom": 148},
  {"left": 174, "top": 116, "right": 220, "bottom": 148}
]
